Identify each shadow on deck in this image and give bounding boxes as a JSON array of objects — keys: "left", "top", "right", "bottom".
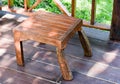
[{"left": 0, "top": 11, "right": 120, "bottom": 84}]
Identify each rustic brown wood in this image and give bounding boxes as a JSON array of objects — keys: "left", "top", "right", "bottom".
[
  {"left": 13, "top": 30, "right": 24, "bottom": 66},
  {"left": 78, "top": 30, "right": 92, "bottom": 57},
  {"left": 83, "top": 21, "right": 110, "bottom": 31},
  {"left": 71, "top": 0, "right": 76, "bottom": 17},
  {"left": 24, "top": 0, "right": 30, "bottom": 11},
  {"left": 13, "top": 11, "right": 92, "bottom": 80},
  {"left": 0, "top": 1, "right": 2, "bottom": 10},
  {"left": 8, "top": 0, "right": 16, "bottom": 12},
  {"left": 90, "top": 0, "right": 96, "bottom": 25},
  {"left": 56, "top": 48, "right": 73, "bottom": 80},
  {"left": 27, "top": 0, "right": 42, "bottom": 12},
  {"left": 1, "top": 0, "right": 112, "bottom": 31},
  {"left": 110, "top": 0, "right": 120, "bottom": 41},
  {"left": 53, "top": 0, "right": 71, "bottom": 16}
]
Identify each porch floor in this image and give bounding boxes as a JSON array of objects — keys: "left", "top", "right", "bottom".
[{"left": 0, "top": 11, "right": 120, "bottom": 84}]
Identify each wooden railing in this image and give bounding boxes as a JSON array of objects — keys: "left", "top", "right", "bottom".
[
  {"left": 0, "top": 0, "right": 111, "bottom": 31},
  {"left": 0, "top": 0, "right": 120, "bottom": 40}
]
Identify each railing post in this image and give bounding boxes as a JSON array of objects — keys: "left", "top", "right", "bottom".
[
  {"left": 8, "top": 0, "right": 14, "bottom": 9},
  {"left": 110, "top": 0, "right": 120, "bottom": 41},
  {"left": 71, "top": 0, "right": 76, "bottom": 17},
  {"left": 0, "top": 0, "right": 2, "bottom": 10},
  {"left": 90, "top": 0, "right": 96, "bottom": 25},
  {"left": 24, "top": 0, "right": 30, "bottom": 11}
]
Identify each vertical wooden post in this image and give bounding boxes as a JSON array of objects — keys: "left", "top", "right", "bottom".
[
  {"left": 90, "top": 0, "right": 96, "bottom": 25},
  {"left": 8, "top": 0, "right": 14, "bottom": 9},
  {"left": 110, "top": 0, "right": 120, "bottom": 41},
  {"left": 24, "top": 0, "right": 30, "bottom": 11},
  {"left": 8, "top": 0, "right": 16, "bottom": 12},
  {"left": 71, "top": 0, "right": 76, "bottom": 17},
  {"left": 0, "top": 0, "right": 2, "bottom": 10}
]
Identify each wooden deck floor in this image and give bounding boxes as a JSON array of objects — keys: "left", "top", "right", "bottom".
[{"left": 0, "top": 11, "right": 120, "bottom": 84}]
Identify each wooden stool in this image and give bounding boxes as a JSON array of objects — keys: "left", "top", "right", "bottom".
[{"left": 13, "top": 11, "right": 92, "bottom": 80}]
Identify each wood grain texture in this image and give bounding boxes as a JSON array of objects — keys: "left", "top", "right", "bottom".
[
  {"left": 53, "top": 0, "right": 71, "bottom": 16},
  {"left": 13, "top": 30, "right": 24, "bottom": 66},
  {"left": 78, "top": 30, "right": 92, "bottom": 57},
  {"left": 8, "top": 0, "right": 16, "bottom": 12},
  {"left": 14, "top": 11, "right": 81, "bottom": 49},
  {"left": 110, "top": 0, "right": 120, "bottom": 41},
  {"left": 71, "top": 0, "right": 76, "bottom": 17},
  {"left": 27, "top": 0, "right": 42, "bottom": 12},
  {"left": 0, "top": 1, "right": 2, "bottom": 10},
  {"left": 90, "top": 0, "right": 96, "bottom": 25},
  {"left": 24, "top": 0, "right": 30, "bottom": 11},
  {"left": 56, "top": 48, "right": 73, "bottom": 80},
  {"left": 83, "top": 20, "right": 110, "bottom": 31}
]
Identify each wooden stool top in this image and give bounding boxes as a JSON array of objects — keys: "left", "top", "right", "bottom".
[{"left": 14, "top": 11, "right": 82, "bottom": 49}]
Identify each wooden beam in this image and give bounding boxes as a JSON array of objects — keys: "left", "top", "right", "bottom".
[
  {"left": 53, "top": 0, "right": 71, "bottom": 16},
  {"left": 8, "top": 0, "right": 14, "bottom": 8},
  {"left": 24, "top": 0, "right": 30, "bottom": 11},
  {"left": 110, "top": 0, "right": 120, "bottom": 41},
  {"left": 8, "top": 0, "right": 16, "bottom": 12},
  {"left": 0, "top": 0, "right": 2, "bottom": 10},
  {"left": 27, "top": 0, "right": 42, "bottom": 12},
  {"left": 71, "top": 0, "right": 76, "bottom": 17},
  {"left": 90, "top": 0, "right": 96, "bottom": 25},
  {"left": 83, "top": 21, "right": 110, "bottom": 31}
]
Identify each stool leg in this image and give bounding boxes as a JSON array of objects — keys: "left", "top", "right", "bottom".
[
  {"left": 13, "top": 31, "right": 24, "bottom": 66},
  {"left": 78, "top": 30, "right": 92, "bottom": 57},
  {"left": 56, "top": 48, "right": 73, "bottom": 80}
]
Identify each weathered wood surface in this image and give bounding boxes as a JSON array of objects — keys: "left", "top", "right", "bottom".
[
  {"left": 53, "top": 0, "right": 71, "bottom": 16},
  {"left": 1, "top": 13, "right": 120, "bottom": 83},
  {"left": 90, "top": 0, "right": 96, "bottom": 25},
  {"left": 27, "top": 0, "right": 42, "bottom": 12},
  {"left": 83, "top": 21, "right": 110, "bottom": 31},
  {"left": 56, "top": 48, "right": 73, "bottom": 80},
  {"left": 24, "top": 0, "right": 30, "bottom": 11},
  {"left": 110, "top": 0, "right": 120, "bottom": 41},
  {"left": 78, "top": 30, "right": 92, "bottom": 57},
  {"left": 0, "top": 0, "right": 2, "bottom": 10},
  {"left": 13, "top": 31, "right": 24, "bottom": 66},
  {"left": 71, "top": 0, "right": 76, "bottom": 17},
  {"left": 0, "top": 1, "right": 1, "bottom": 10},
  {"left": 13, "top": 11, "right": 83, "bottom": 49},
  {"left": 8, "top": 0, "right": 16, "bottom": 12}
]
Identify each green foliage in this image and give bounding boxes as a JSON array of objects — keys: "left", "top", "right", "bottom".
[{"left": 2, "top": 0, "right": 113, "bottom": 24}]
